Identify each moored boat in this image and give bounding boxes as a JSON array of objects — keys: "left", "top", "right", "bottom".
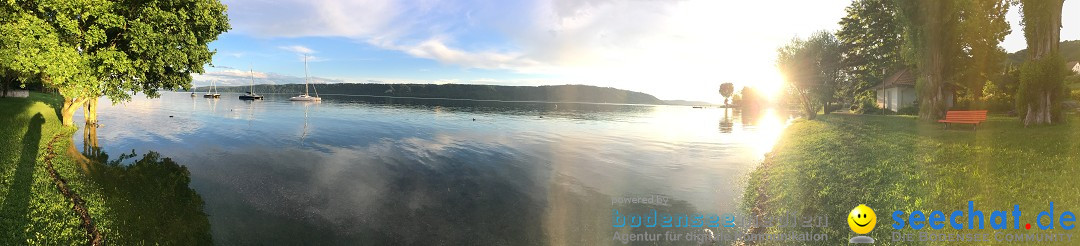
[{"left": 289, "top": 55, "right": 321, "bottom": 101}]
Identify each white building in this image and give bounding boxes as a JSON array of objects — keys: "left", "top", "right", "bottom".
[
  {"left": 1068, "top": 61, "right": 1080, "bottom": 74},
  {"left": 874, "top": 69, "right": 918, "bottom": 111}
]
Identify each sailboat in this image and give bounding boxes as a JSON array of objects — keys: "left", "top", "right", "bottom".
[
  {"left": 289, "top": 55, "right": 321, "bottom": 101},
  {"left": 203, "top": 80, "right": 220, "bottom": 98},
  {"left": 239, "top": 67, "right": 264, "bottom": 100}
]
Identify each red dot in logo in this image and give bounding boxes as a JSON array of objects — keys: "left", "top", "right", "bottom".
[{"left": 1025, "top": 224, "right": 1031, "bottom": 230}]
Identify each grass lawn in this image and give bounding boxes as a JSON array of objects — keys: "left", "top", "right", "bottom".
[
  {"left": 0, "top": 92, "right": 94, "bottom": 244},
  {"left": 1, "top": 92, "right": 212, "bottom": 245},
  {"left": 742, "top": 113, "right": 1080, "bottom": 245}
]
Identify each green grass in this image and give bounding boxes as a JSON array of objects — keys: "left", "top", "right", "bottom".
[
  {"left": 0, "top": 92, "right": 90, "bottom": 244},
  {"left": 0, "top": 92, "right": 212, "bottom": 245},
  {"left": 742, "top": 113, "right": 1080, "bottom": 245}
]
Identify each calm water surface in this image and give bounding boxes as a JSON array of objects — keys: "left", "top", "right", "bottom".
[{"left": 74, "top": 92, "right": 790, "bottom": 245}]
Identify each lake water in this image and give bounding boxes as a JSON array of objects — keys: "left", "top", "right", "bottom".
[{"left": 73, "top": 92, "right": 790, "bottom": 245}]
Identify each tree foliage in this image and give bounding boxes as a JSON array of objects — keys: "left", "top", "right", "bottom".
[
  {"left": 777, "top": 31, "right": 843, "bottom": 120},
  {"left": 836, "top": 0, "right": 904, "bottom": 104},
  {"left": 957, "top": 0, "right": 1011, "bottom": 104},
  {"left": 738, "top": 86, "right": 767, "bottom": 110},
  {"left": 0, "top": 0, "right": 230, "bottom": 126},
  {"left": 719, "top": 82, "right": 734, "bottom": 105}
]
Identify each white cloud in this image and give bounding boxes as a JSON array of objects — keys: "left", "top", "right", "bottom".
[
  {"left": 371, "top": 39, "right": 546, "bottom": 72},
  {"left": 279, "top": 45, "right": 316, "bottom": 54},
  {"left": 193, "top": 68, "right": 345, "bottom": 87},
  {"left": 222, "top": 0, "right": 854, "bottom": 102},
  {"left": 277, "top": 45, "right": 328, "bottom": 62}
]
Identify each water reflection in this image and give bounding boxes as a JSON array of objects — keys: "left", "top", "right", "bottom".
[
  {"left": 77, "top": 124, "right": 213, "bottom": 245},
  {"left": 742, "top": 108, "right": 789, "bottom": 157},
  {"left": 321, "top": 94, "right": 658, "bottom": 122},
  {"left": 74, "top": 92, "right": 793, "bottom": 245},
  {"left": 719, "top": 108, "right": 734, "bottom": 133}
]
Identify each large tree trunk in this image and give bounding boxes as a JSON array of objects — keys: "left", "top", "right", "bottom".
[
  {"left": 916, "top": 1, "right": 949, "bottom": 121},
  {"left": 1019, "top": 0, "right": 1064, "bottom": 126},
  {"left": 1022, "top": 91, "right": 1056, "bottom": 125},
  {"left": 1, "top": 77, "right": 9, "bottom": 98},
  {"left": 83, "top": 97, "right": 98, "bottom": 125},
  {"left": 804, "top": 105, "right": 817, "bottom": 120},
  {"left": 61, "top": 97, "right": 89, "bottom": 127}
]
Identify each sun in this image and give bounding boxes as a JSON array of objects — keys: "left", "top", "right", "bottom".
[{"left": 741, "top": 67, "right": 786, "bottom": 103}]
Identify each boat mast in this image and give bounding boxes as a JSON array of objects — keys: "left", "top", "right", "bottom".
[
  {"left": 304, "top": 55, "right": 310, "bottom": 96},
  {"left": 249, "top": 66, "right": 255, "bottom": 94}
]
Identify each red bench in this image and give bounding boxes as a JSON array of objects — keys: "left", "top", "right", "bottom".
[{"left": 938, "top": 110, "right": 988, "bottom": 130}]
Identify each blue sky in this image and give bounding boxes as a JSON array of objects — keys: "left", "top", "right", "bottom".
[{"left": 196, "top": 0, "right": 1080, "bottom": 103}]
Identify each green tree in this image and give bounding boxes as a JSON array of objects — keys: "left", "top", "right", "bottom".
[
  {"left": 957, "top": 0, "right": 1010, "bottom": 107},
  {"left": 777, "top": 31, "right": 843, "bottom": 120},
  {"left": 1016, "top": 0, "right": 1066, "bottom": 126},
  {"left": 738, "top": 86, "right": 765, "bottom": 110},
  {"left": 719, "top": 82, "right": 734, "bottom": 106},
  {"left": 0, "top": 0, "right": 230, "bottom": 126},
  {"left": 894, "top": 0, "right": 966, "bottom": 120},
  {"left": 836, "top": 0, "right": 904, "bottom": 104}
]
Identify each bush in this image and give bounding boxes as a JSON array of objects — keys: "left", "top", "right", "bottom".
[
  {"left": 824, "top": 103, "right": 845, "bottom": 113},
  {"left": 849, "top": 91, "right": 878, "bottom": 114},
  {"left": 897, "top": 105, "right": 918, "bottom": 115},
  {"left": 982, "top": 80, "right": 1015, "bottom": 113},
  {"left": 1071, "top": 90, "right": 1080, "bottom": 101},
  {"left": 1066, "top": 75, "right": 1080, "bottom": 85},
  {"left": 1017, "top": 54, "right": 1065, "bottom": 119}
]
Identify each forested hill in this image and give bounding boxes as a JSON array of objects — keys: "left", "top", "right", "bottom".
[
  {"left": 195, "top": 83, "right": 665, "bottom": 104},
  {"left": 1007, "top": 40, "right": 1080, "bottom": 64}
]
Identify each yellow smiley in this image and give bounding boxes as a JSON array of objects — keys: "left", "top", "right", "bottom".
[{"left": 847, "top": 204, "right": 876, "bottom": 234}]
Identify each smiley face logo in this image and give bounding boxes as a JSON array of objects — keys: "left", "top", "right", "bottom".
[{"left": 847, "top": 204, "right": 876, "bottom": 234}]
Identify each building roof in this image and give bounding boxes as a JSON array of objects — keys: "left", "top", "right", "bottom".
[
  {"left": 1068, "top": 61, "right": 1079, "bottom": 68},
  {"left": 873, "top": 68, "right": 916, "bottom": 90}
]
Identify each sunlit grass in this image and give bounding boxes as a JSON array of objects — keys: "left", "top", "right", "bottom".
[
  {"left": 742, "top": 113, "right": 1080, "bottom": 245},
  {"left": 0, "top": 92, "right": 89, "bottom": 244}
]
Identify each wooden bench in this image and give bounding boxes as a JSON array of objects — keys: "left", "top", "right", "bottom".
[{"left": 938, "top": 110, "right": 988, "bottom": 130}]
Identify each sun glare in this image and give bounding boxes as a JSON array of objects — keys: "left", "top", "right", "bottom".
[
  {"left": 750, "top": 108, "right": 788, "bottom": 158},
  {"left": 741, "top": 68, "right": 786, "bottom": 103}
]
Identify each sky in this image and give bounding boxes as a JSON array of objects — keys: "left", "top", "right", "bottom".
[{"left": 196, "top": 0, "right": 1080, "bottom": 103}]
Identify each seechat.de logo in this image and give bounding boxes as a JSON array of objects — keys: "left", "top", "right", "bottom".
[{"left": 848, "top": 204, "right": 876, "bottom": 243}]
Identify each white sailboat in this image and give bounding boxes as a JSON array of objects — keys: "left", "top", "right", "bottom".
[
  {"left": 239, "top": 67, "right": 263, "bottom": 100},
  {"left": 290, "top": 55, "right": 321, "bottom": 101},
  {"left": 203, "top": 80, "right": 220, "bottom": 98}
]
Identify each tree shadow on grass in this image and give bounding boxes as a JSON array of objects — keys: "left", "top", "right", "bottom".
[{"left": 0, "top": 113, "right": 44, "bottom": 240}]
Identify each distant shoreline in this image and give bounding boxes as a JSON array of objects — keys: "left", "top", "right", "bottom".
[
  {"left": 170, "top": 91, "right": 729, "bottom": 107},
  {"left": 184, "top": 83, "right": 722, "bottom": 106}
]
